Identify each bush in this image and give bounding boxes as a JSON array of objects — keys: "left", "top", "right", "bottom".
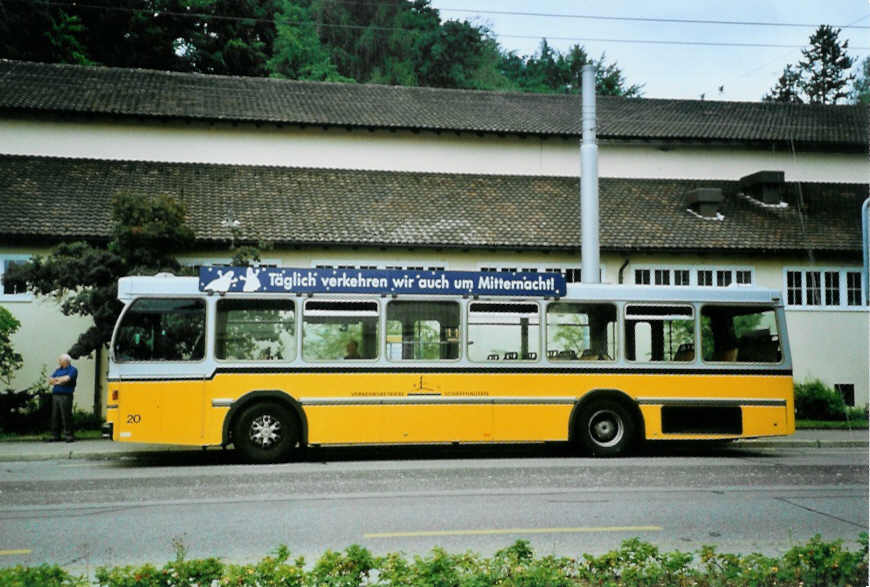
[
  {"left": 795, "top": 379, "right": 847, "bottom": 421},
  {"left": 0, "top": 388, "right": 51, "bottom": 434},
  {"left": 2, "top": 534, "right": 866, "bottom": 586}
]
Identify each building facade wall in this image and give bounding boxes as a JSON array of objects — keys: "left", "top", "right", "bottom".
[
  {"left": 1, "top": 119, "right": 866, "bottom": 182},
  {"left": 1, "top": 246, "right": 99, "bottom": 412}
]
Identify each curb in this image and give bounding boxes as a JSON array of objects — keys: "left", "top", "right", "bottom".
[{"left": 735, "top": 439, "right": 868, "bottom": 449}]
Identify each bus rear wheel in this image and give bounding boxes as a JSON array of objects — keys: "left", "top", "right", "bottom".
[
  {"left": 577, "top": 399, "right": 636, "bottom": 457},
  {"left": 233, "top": 402, "right": 297, "bottom": 464}
]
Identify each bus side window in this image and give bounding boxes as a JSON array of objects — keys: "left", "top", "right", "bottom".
[
  {"left": 114, "top": 298, "right": 206, "bottom": 362},
  {"left": 385, "top": 301, "right": 460, "bottom": 361},
  {"left": 302, "top": 300, "right": 379, "bottom": 361},
  {"left": 624, "top": 305, "right": 694, "bottom": 362},
  {"left": 546, "top": 302, "right": 617, "bottom": 361},
  {"left": 467, "top": 302, "right": 540, "bottom": 362},
  {"left": 216, "top": 299, "right": 296, "bottom": 361},
  {"left": 701, "top": 306, "right": 781, "bottom": 363}
]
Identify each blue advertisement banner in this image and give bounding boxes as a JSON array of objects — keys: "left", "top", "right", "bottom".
[{"left": 199, "top": 267, "right": 566, "bottom": 297}]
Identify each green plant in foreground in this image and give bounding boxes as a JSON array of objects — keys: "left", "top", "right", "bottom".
[
  {"left": 794, "top": 379, "right": 847, "bottom": 420},
  {"left": 1, "top": 533, "right": 866, "bottom": 586}
]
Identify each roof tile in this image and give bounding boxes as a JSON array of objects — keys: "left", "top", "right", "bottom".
[
  {"left": 0, "top": 60, "right": 866, "bottom": 147},
  {"left": 0, "top": 155, "right": 864, "bottom": 254}
]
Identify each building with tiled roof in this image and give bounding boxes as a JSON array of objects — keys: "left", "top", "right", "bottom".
[{"left": 0, "top": 60, "right": 867, "bottom": 411}]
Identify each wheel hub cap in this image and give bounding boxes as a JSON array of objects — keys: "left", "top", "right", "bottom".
[
  {"left": 250, "top": 415, "right": 281, "bottom": 448},
  {"left": 588, "top": 409, "right": 624, "bottom": 447}
]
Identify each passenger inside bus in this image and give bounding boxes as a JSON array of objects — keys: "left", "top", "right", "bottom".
[{"left": 345, "top": 340, "right": 361, "bottom": 359}]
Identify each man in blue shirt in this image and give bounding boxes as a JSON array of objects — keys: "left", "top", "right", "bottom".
[{"left": 47, "top": 353, "right": 77, "bottom": 442}]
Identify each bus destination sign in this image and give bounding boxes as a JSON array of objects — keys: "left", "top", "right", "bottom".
[{"left": 199, "top": 267, "right": 566, "bottom": 297}]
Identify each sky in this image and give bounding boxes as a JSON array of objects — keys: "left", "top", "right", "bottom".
[{"left": 427, "top": 0, "right": 870, "bottom": 101}]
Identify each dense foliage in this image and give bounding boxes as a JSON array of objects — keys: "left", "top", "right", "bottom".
[
  {"left": 0, "top": 306, "right": 22, "bottom": 388},
  {"left": 764, "top": 25, "right": 856, "bottom": 104},
  {"left": 793, "top": 378, "right": 869, "bottom": 422},
  {"left": 3, "top": 193, "right": 194, "bottom": 359},
  {"left": 0, "top": 534, "right": 866, "bottom": 586},
  {"left": 0, "top": 0, "right": 643, "bottom": 96}
]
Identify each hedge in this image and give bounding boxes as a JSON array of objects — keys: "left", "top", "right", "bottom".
[{"left": 0, "top": 533, "right": 866, "bottom": 586}]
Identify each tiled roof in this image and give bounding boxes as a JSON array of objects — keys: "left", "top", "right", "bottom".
[
  {"left": 0, "top": 155, "right": 864, "bottom": 255},
  {"left": 0, "top": 60, "right": 866, "bottom": 148}
]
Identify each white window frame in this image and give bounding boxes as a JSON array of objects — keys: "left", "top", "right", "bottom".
[
  {"left": 515, "top": 264, "right": 606, "bottom": 284},
  {"left": 783, "top": 267, "right": 867, "bottom": 311},
  {"left": 310, "top": 260, "right": 447, "bottom": 271},
  {"left": 181, "top": 256, "right": 281, "bottom": 269},
  {"left": 0, "top": 254, "right": 33, "bottom": 302},
  {"left": 631, "top": 265, "right": 754, "bottom": 288}
]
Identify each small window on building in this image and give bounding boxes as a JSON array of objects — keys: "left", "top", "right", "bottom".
[
  {"left": 654, "top": 270, "right": 670, "bottom": 286},
  {"left": 635, "top": 269, "right": 651, "bottom": 285},
  {"left": 835, "top": 383, "right": 855, "bottom": 407},
  {"left": 697, "top": 270, "right": 713, "bottom": 287},
  {"left": 846, "top": 272, "right": 862, "bottom": 306},
  {"left": 468, "top": 302, "right": 539, "bottom": 362},
  {"left": 216, "top": 299, "right": 295, "bottom": 361},
  {"left": 1, "top": 258, "right": 28, "bottom": 296},
  {"left": 787, "top": 271, "right": 802, "bottom": 305},
  {"left": 674, "top": 270, "right": 690, "bottom": 286},
  {"left": 701, "top": 306, "right": 781, "bottom": 363},
  {"left": 624, "top": 305, "right": 695, "bottom": 362},
  {"left": 736, "top": 270, "right": 752, "bottom": 286},
  {"left": 716, "top": 270, "right": 732, "bottom": 287},
  {"left": 386, "top": 301, "right": 460, "bottom": 361},
  {"left": 806, "top": 271, "right": 822, "bottom": 305},
  {"left": 303, "top": 300, "right": 379, "bottom": 361},
  {"left": 824, "top": 271, "right": 840, "bottom": 306},
  {"left": 547, "top": 303, "right": 617, "bottom": 361}
]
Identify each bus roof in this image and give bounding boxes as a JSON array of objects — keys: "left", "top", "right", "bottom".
[{"left": 118, "top": 272, "right": 783, "bottom": 305}]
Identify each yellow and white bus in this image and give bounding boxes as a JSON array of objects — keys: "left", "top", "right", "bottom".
[{"left": 106, "top": 267, "right": 794, "bottom": 463}]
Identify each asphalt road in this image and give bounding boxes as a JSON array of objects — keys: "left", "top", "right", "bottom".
[{"left": 0, "top": 443, "right": 867, "bottom": 573}]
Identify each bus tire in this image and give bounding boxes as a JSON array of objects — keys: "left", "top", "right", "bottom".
[
  {"left": 233, "top": 402, "right": 297, "bottom": 464},
  {"left": 576, "top": 399, "right": 636, "bottom": 457}
]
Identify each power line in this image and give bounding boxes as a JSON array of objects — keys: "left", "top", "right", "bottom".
[
  {"left": 492, "top": 34, "right": 870, "bottom": 51},
  {"left": 433, "top": 6, "right": 870, "bottom": 30},
  {"left": 7, "top": 0, "right": 870, "bottom": 51}
]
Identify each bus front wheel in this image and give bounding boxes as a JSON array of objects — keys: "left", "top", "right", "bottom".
[
  {"left": 577, "top": 399, "right": 636, "bottom": 457},
  {"left": 233, "top": 402, "right": 297, "bottom": 464}
]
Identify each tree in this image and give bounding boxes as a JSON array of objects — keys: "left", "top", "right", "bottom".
[
  {"left": 798, "top": 25, "right": 854, "bottom": 104},
  {"left": 763, "top": 64, "right": 803, "bottom": 103},
  {"left": 0, "top": 307, "right": 22, "bottom": 389},
  {"left": 500, "top": 41, "right": 643, "bottom": 97},
  {"left": 0, "top": 1, "right": 91, "bottom": 65},
  {"left": 267, "top": 0, "right": 350, "bottom": 81},
  {"left": 184, "top": 0, "right": 279, "bottom": 76},
  {"left": 4, "top": 193, "right": 194, "bottom": 360},
  {"left": 764, "top": 25, "right": 855, "bottom": 105},
  {"left": 851, "top": 56, "right": 870, "bottom": 105},
  {"left": 411, "top": 20, "right": 509, "bottom": 90}
]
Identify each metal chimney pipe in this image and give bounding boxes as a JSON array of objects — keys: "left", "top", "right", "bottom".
[
  {"left": 862, "top": 197, "right": 869, "bottom": 305},
  {"left": 580, "top": 63, "right": 600, "bottom": 284}
]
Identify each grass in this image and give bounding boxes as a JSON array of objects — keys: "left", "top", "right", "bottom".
[
  {"left": 796, "top": 418, "right": 868, "bottom": 430},
  {"left": 0, "top": 429, "right": 104, "bottom": 442}
]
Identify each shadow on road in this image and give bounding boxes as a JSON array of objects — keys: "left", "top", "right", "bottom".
[{"left": 110, "top": 440, "right": 775, "bottom": 468}]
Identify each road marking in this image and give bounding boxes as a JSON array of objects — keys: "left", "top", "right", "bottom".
[
  {"left": 0, "top": 549, "right": 31, "bottom": 556},
  {"left": 364, "top": 526, "right": 662, "bottom": 539}
]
